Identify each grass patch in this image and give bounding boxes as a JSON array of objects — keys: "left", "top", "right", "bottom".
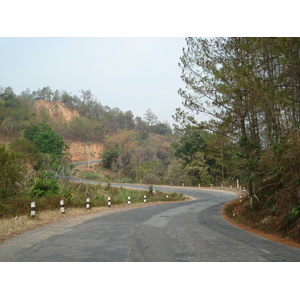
[
  {"left": 0, "top": 181, "right": 187, "bottom": 219},
  {"left": 0, "top": 182, "right": 188, "bottom": 244},
  {"left": 81, "top": 172, "right": 101, "bottom": 180}
]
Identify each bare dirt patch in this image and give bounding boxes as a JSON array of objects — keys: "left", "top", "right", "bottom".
[
  {"left": 34, "top": 100, "right": 80, "bottom": 121},
  {"left": 66, "top": 141, "right": 104, "bottom": 162}
]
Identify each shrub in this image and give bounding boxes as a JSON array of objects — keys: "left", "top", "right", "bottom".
[
  {"left": 31, "top": 178, "right": 60, "bottom": 197},
  {"left": 81, "top": 172, "right": 100, "bottom": 180},
  {"left": 0, "top": 146, "right": 26, "bottom": 200}
]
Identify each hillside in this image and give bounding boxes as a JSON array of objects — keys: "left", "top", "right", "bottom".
[
  {"left": 66, "top": 140, "right": 104, "bottom": 162},
  {"left": 34, "top": 100, "right": 105, "bottom": 162},
  {"left": 34, "top": 100, "right": 80, "bottom": 121}
]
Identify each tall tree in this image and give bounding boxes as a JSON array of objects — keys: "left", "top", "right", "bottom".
[
  {"left": 176, "top": 37, "right": 300, "bottom": 197},
  {"left": 144, "top": 108, "right": 158, "bottom": 127}
]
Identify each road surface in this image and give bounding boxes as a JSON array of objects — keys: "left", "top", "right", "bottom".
[{"left": 0, "top": 184, "right": 299, "bottom": 261}]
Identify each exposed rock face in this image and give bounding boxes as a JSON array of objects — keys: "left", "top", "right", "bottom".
[
  {"left": 65, "top": 141, "right": 104, "bottom": 162},
  {"left": 34, "top": 100, "right": 105, "bottom": 162},
  {"left": 34, "top": 100, "right": 80, "bottom": 121}
]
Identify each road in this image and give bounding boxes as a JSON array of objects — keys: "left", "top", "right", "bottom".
[
  {"left": 72, "top": 160, "right": 103, "bottom": 166},
  {"left": 0, "top": 183, "right": 299, "bottom": 262}
]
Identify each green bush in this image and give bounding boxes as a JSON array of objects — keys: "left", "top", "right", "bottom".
[
  {"left": 81, "top": 172, "right": 100, "bottom": 180},
  {"left": 31, "top": 178, "right": 60, "bottom": 197},
  {"left": 92, "top": 194, "right": 107, "bottom": 206}
]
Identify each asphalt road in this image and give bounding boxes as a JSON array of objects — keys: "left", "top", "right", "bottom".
[{"left": 0, "top": 184, "right": 299, "bottom": 262}]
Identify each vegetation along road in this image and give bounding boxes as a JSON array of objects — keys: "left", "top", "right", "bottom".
[{"left": 0, "top": 182, "right": 299, "bottom": 262}]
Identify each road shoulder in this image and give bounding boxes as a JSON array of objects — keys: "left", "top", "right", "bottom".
[{"left": 221, "top": 199, "right": 300, "bottom": 250}]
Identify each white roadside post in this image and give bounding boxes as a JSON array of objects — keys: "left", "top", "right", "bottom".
[
  {"left": 128, "top": 196, "right": 131, "bottom": 205},
  {"left": 239, "top": 195, "right": 242, "bottom": 202},
  {"left": 144, "top": 195, "right": 146, "bottom": 203},
  {"left": 108, "top": 197, "right": 111, "bottom": 208},
  {"left": 86, "top": 198, "right": 90, "bottom": 210},
  {"left": 31, "top": 202, "right": 36, "bottom": 217},
  {"left": 60, "top": 200, "right": 65, "bottom": 214},
  {"left": 166, "top": 195, "right": 169, "bottom": 201}
]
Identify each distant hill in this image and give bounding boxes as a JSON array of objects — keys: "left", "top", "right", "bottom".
[{"left": 1, "top": 87, "right": 174, "bottom": 164}]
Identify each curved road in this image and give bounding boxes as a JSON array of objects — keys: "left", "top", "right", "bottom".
[{"left": 0, "top": 182, "right": 299, "bottom": 261}]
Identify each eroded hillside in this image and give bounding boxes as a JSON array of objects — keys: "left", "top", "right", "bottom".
[
  {"left": 34, "top": 100, "right": 105, "bottom": 162},
  {"left": 34, "top": 100, "right": 80, "bottom": 121},
  {"left": 66, "top": 140, "right": 104, "bottom": 162}
]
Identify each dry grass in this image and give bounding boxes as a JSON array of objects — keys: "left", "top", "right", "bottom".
[
  {"left": 0, "top": 201, "right": 181, "bottom": 245},
  {"left": 0, "top": 206, "right": 119, "bottom": 244}
]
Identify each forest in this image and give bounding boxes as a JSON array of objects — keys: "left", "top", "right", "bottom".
[
  {"left": 176, "top": 37, "right": 300, "bottom": 240},
  {"left": 1, "top": 37, "right": 300, "bottom": 241}
]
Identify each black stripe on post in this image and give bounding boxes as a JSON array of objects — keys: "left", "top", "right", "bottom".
[
  {"left": 60, "top": 200, "right": 65, "bottom": 214},
  {"left": 31, "top": 202, "right": 36, "bottom": 217}
]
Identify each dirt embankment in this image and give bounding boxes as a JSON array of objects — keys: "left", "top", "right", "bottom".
[
  {"left": 222, "top": 198, "right": 300, "bottom": 250},
  {"left": 34, "top": 100, "right": 80, "bottom": 121},
  {"left": 66, "top": 141, "right": 105, "bottom": 162},
  {"left": 33, "top": 100, "right": 105, "bottom": 162}
]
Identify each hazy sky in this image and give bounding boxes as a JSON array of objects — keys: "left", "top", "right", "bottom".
[
  {"left": 0, "top": 37, "right": 188, "bottom": 125},
  {"left": 0, "top": 2, "right": 294, "bottom": 127}
]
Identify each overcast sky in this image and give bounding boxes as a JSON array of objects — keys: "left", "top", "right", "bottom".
[{"left": 0, "top": 37, "right": 189, "bottom": 125}]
